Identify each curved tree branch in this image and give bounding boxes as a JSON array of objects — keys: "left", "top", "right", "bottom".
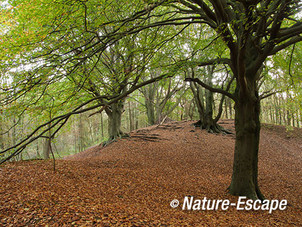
[
  {"left": 184, "top": 77, "right": 236, "bottom": 100},
  {"left": 0, "top": 73, "right": 171, "bottom": 164}
]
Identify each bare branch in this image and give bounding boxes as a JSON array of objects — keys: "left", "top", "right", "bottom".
[
  {"left": 184, "top": 77, "right": 235, "bottom": 100},
  {"left": 260, "top": 91, "right": 281, "bottom": 100},
  {"left": 269, "top": 35, "right": 302, "bottom": 55}
]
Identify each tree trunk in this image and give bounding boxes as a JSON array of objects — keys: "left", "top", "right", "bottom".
[
  {"left": 228, "top": 99, "right": 233, "bottom": 119},
  {"left": 190, "top": 66, "right": 227, "bottom": 133},
  {"left": 269, "top": 105, "right": 274, "bottom": 124},
  {"left": 292, "top": 113, "right": 295, "bottom": 128},
  {"left": 287, "top": 109, "right": 291, "bottom": 127},
  {"left": 43, "top": 138, "right": 51, "bottom": 160},
  {"left": 145, "top": 98, "right": 155, "bottom": 126},
  {"left": 107, "top": 101, "right": 124, "bottom": 141},
  {"left": 141, "top": 83, "right": 156, "bottom": 126},
  {"left": 128, "top": 101, "right": 134, "bottom": 131},
  {"left": 198, "top": 85, "right": 222, "bottom": 133},
  {"left": 296, "top": 110, "right": 300, "bottom": 128},
  {"left": 224, "top": 98, "right": 228, "bottom": 119},
  {"left": 36, "top": 141, "right": 40, "bottom": 159},
  {"left": 228, "top": 76, "right": 264, "bottom": 200},
  {"left": 44, "top": 125, "right": 51, "bottom": 160},
  {"left": 44, "top": 110, "right": 53, "bottom": 159},
  {"left": 78, "top": 112, "right": 85, "bottom": 152},
  {"left": 101, "top": 112, "right": 104, "bottom": 138},
  {"left": 44, "top": 124, "right": 51, "bottom": 159}
]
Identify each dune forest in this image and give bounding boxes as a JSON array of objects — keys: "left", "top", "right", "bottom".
[{"left": 0, "top": 0, "right": 302, "bottom": 226}]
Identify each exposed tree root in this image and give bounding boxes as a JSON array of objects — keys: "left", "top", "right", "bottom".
[
  {"left": 193, "top": 120, "right": 233, "bottom": 134},
  {"left": 130, "top": 133, "right": 165, "bottom": 142},
  {"left": 102, "top": 139, "right": 117, "bottom": 147},
  {"left": 102, "top": 132, "right": 130, "bottom": 147}
]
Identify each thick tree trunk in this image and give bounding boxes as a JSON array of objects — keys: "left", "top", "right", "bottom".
[
  {"left": 190, "top": 67, "right": 228, "bottom": 133},
  {"left": 145, "top": 99, "right": 155, "bottom": 126},
  {"left": 141, "top": 84, "right": 156, "bottom": 126},
  {"left": 194, "top": 114, "right": 225, "bottom": 133},
  {"left": 107, "top": 101, "right": 124, "bottom": 141},
  {"left": 194, "top": 89, "right": 223, "bottom": 133},
  {"left": 228, "top": 82, "right": 264, "bottom": 200}
]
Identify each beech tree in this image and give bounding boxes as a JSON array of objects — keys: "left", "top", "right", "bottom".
[
  {"left": 176, "top": 0, "right": 302, "bottom": 200},
  {"left": 187, "top": 65, "right": 234, "bottom": 133},
  {"left": 81, "top": 38, "right": 136, "bottom": 142}
]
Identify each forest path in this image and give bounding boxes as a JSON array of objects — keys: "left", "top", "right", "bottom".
[{"left": 1, "top": 120, "right": 301, "bottom": 226}]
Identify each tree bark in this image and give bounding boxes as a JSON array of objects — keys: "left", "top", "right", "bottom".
[
  {"left": 128, "top": 101, "right": 134, "bottom": 131},
  {"left": 145, "top": 97, "right": 155, "bottom": 125},
  {"left": 190, "top": 67, "right": 229, "bottom": 133},
  {"left": 141, "top": 83, "right": 156, "bottom": 126},
  {"left": 228, "top": 72, "right": 264, "bottom": 200},
  {"left": 101, "top": 112, "right": 104, "bottom": 138},
  {"left": 106, "top": 101, "right": 125, "bottom": 141},
  {"left": 224, "top": 98, "right": 228, "bottom": 119},
  {"left": 43, "top": 137, "right": 51, "bottom": 160}
]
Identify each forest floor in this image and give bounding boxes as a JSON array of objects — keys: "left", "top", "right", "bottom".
[{"left": 0, "top": 120, "right": 302, "bottom": 226}]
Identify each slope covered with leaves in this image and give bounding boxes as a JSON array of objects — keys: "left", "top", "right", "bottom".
[{"left": 0, "top": 120, "right": 301, "bottom": 226}]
